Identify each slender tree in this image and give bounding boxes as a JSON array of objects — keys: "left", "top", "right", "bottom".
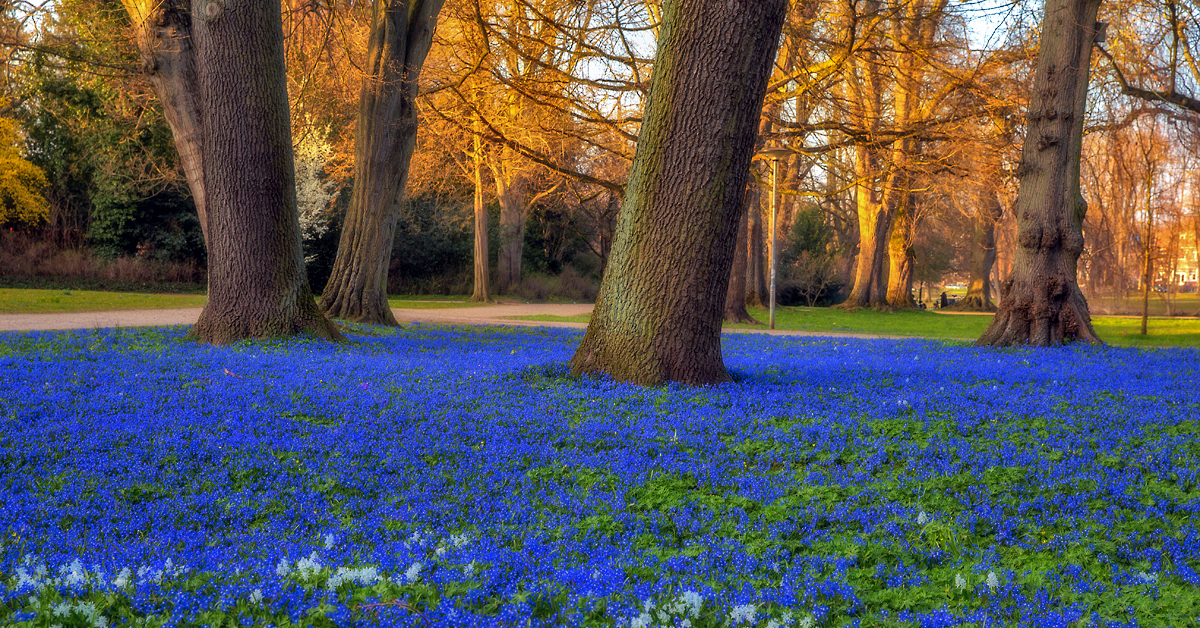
[
  {"left": 120, "top": 0, "right": 207, "bottom": 246},
  {"left": 977, "top": 0, "right": 1103, "bottom": 346},
  {"left": 570, "top": 0, "right": 787, "bottom": 386},
  {"left": 190, "top": 0, "right": 340, "bottom": 343},
  {"left": 320, "top": 0, "right": 445, "bottom": 325},
  {"left": 725, "top": 185, "right": 759, "bottom": 324}
]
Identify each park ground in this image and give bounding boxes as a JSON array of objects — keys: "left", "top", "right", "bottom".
[{"left": 2, "top": 287, "right": 1199, "bottom": 348}]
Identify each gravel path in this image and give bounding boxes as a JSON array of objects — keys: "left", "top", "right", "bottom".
[
  {"left": 0, "top": 302, "right": 928, "bottom": 339},
  {"left": 0, "top": 303, "right": 593, "bottom": 333}
]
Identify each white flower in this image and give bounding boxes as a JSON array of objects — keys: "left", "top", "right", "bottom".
[
  {"left": 449, "top": 534, "right": 470, "bottom": 548},
  {"left": 729, "top": 603, "right": 758, "bottom": 625},
  {"left": 766, "top": 612, "right": 798, "bottom": 628},
  {"left": 986, "top": 571, "right": 999, "bottom": 590},
  {"left": 327, "top": 565, "right": 381, "bottom": 591},
  {"left": 249, "top": 588, "right": 263, "bottom": 604},
  {"left": 405, "top": 561, "right": 422, "bottom": 583},
  {"left": 463, "top": 561, "right": 476, "bottom": 578},
  {"left": 954, "top": 573, "right": 967, "bottom": 590},
  {"left": 668, "top": 591, "right": 703, "bottom": 618},
  {"left": 324, "top": 534, "right": 336, "bottom": 549},
  {"left": 435, "top": 545, "right": 447, "bottom": 558},
  {"left": 295, "top": 551, "right": 322, "bottom": 578},
  {"left": 275, "top": 558, "right": 292, "bottom": 577},
  {"left": 1136, "top": 571, "right": 1158, "bottom": 584},
  {"left": 917, "top": 510, "right": 929, "bottom": 525},
  {"left": 113, "top": 568, "right": 132, "bottom": 588}
]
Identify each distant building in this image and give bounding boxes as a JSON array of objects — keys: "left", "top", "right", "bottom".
[{"left": 1166, "top": 231, "right": 1198, "bottom": 291}]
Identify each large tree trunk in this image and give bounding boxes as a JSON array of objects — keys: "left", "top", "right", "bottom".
[
  {"left": 977, "top": 0, "right": 1102, "bottom": 346},
  {"left": 494, "top": 162, "right": 527, "bottom": 294},
  {"left": 469, "top": 127, "right": 491, "bottom": 302},
  {"left": 190, "top": 0, "right": 340, "bottom": 344},
  {"left": 121, "top": 0, "right": 208, "bottom": 247},
  {"left": 725, "top": 186, "right": 759, "bottom": 323},
  {"left": 959, "top": 187, "right": 1003, "bottom": 311},
  {"left": 320, "top": 0, "right": 445, "bottom": 325},
  {"left": 885, "top": 182, "right": 916, "bottom": 308},
  {"left": 843, "top": 144, "right": 889, "bottom": 308},
  {"left": 570, "top": 0, "right": 787, "bottom": 386}
]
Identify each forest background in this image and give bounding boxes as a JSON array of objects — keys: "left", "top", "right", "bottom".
[{"left": 2, "top": 0, "right": 1199, "bottom": 316}]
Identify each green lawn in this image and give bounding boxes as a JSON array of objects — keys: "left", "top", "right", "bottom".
[
  {"left": 387, "top": 297, "right": 489, "bottom": 309},
  {"left": 0, "top": 289, "right": 208, "bottom": 314},
  {"left": 0, "top": 289, "right": 493, "bottom": 314},
  {"left": 511, "top": 306, "right": 1200, "bottom": 348}
]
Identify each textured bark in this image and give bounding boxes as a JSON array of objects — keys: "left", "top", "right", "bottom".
[
  {"left": 958, "top": 187, "right": 1003, "bottom": 311},
  {"left": 885, "top": 182, "right": 916, "bottom": 308},
  {"left": 121, "top": 0, "right": 208, "bottom": 247},
  {"left": 190, "top": 0, "right": 340, "bottom": 344},
  {"left": 725, "top": 186, "right": 759, "bottom": 324},
  {"left": 747, "top": 193, "right": 767, "bottom": 307},
  {"left": 320, "top": 0, "right": 445, "bottom": 325},
  {"left": 843, "top": 144, "right": 889, "bottom": 308},
  {"left": 493, "top": 163, "right": 527, "bottom": 294},
  {"left": 468, "top": 128, "right": 490, "bottom": 302},
  {"left": 977, "top": 0, "right": 1102, "bottom": 346},
  {"left": 570, "top": 0, "right": 787, "bottom": 386}
]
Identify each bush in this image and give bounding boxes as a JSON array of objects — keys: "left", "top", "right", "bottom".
[
  {"left": 777, "top": 252, "right": 843, "bottom": 307},
  {"left": 0, "top": 230, "right": 205, "bottom": 288},
  {"left": 511, "top": 267, "right": 598, "bottom": 302}
]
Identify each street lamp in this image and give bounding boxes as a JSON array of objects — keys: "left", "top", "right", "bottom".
[{"left": 759, "top": 146, "right": 790, "bottom": 330}]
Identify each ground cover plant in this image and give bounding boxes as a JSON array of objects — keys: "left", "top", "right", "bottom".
[
  {"left": 1, "top": 324, "right": 1199, "bottom": 627},
  {"left": 513, "top": 308, "right": 1200, "bottom": 348}
]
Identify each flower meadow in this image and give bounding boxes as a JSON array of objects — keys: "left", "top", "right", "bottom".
[{"left": 2, "top": 323, "right": 1199, "bottom": 628}]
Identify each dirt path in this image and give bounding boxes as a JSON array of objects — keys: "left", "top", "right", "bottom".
[
  {"left": 0, "top": 302, "right": 934, "bottom": 340},
  {"left": 0, "top": 304, "right": 594, "bottom": 333}
]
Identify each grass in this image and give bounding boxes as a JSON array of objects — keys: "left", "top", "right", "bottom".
[
  {"left": 0, "top": 290, "right": 500, "bottom": 314},
  {"left": 511, "top": 305, "right": 1200, "bottom": 347},
  {"left": 1088, "top": 292, "right": 1200, "bottom": 316},
  {"left": 0, "top": 289, "right": 208, "bottom": 314}
]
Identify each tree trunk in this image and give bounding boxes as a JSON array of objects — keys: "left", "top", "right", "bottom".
[
  {"left": 747, "top": 192, "right": 767, "bottom": 307},
  {"left": 494, "top": 165, "right": 527, "bottom": 294},
  {"left": 977, "top": 0, "right": 1102, "bottom": 346},
  {"left": 190, "top": 0, "right": 340, "bottom": 344},
  {"left": 320, "top": 0, "right": 445, "bottom": 325},
  {"left": 469, "top": 127, "right": 491, "bottom": 302},
  {"left": 843, "top": 144, "right": 889, "bottom": 308},
  {"left": 725, "top": 186, "right": 759, "bottom": 323},
  {"left": 959, "top": 187, "right": 1003, "bottom": 311},
  {"left": 885, "top": 182, "right": 916, "bottom": 308},
  {"left": 1140, "top": 169, "right": 1154, "bottom": 334},
  {"left": 570, "top": 0, "right": 787, "bottom": 386},
  {"left": 121, "top": 0, "right": 208, "bottom": 248}
]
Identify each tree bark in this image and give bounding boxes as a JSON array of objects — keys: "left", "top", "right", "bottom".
[
  {"left": 885, "top": 181, "right": 917, "bottom": 309},
  {"left": 320, "top": 0, "right": 445, "bottom": 325},
  {"left": 843, "top": 144, "right": 889, "bottom": 308},
  {"left": 747, "top": 190, "right": 767, "bottom": 307},
  {"left": 493, "top": 156, "right": 527, "bottom": 294},
  {"left": 977, "top": 0, "right": 1103, "bottom": 346},
  {"left": 190, "top": 0, "right": 340, "bottom": 344},
  {"left": 725, "top": 185, "right": 759, "bottom": 323},
  {"left": 570, "top": 0, "right": 787, "bottom": 386},
  {"left": 121, "top": 0, "right": 208, "bottom": 248},
  {"left": 959, "top": 187, "right": 1003, "bottom": 311},
  {"left": 469, "top": 125, "right": 491, "bottom": 302}
]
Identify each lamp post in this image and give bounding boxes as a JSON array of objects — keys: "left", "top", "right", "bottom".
[{"left": 759, "top": 147, "right": 790, "bottom": 329}]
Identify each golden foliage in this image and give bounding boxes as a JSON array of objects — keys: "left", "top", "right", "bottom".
[{"left": 0, "top": 118, "right": 50, "bottom": 226}]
